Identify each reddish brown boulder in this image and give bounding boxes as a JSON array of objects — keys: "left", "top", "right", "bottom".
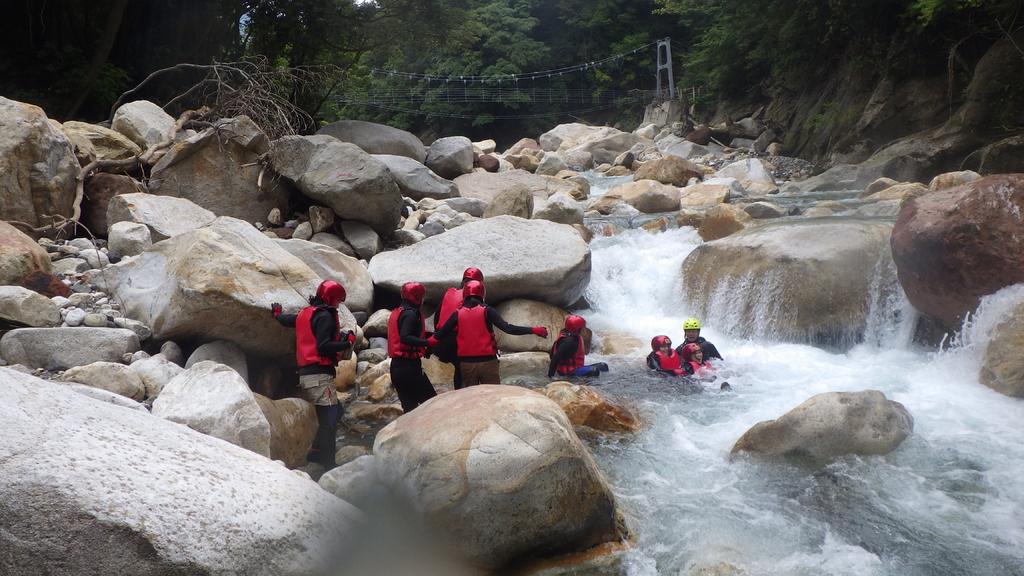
[
  {"left": 21, "top": 270, "right": 70, "bottom": 298},
  {"left": 686, "top": 126, "right": 711, "bottom": 145},
  {"left": 474, "top": 153, "right": 499, "bottom": 172},
  {"left": 81, "top": 173, "right": 146, "bottom": 236},
  {"left": 891, "top": 174, "right": 1024, "bottom": 330}
]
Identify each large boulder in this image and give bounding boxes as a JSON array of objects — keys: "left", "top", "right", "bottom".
[
  {"left": 275, "top": 238, "right": 374, "bottom": 313},
  {"left": 601, "top": 180, "right": 681, "bottom": 213},
  {"left": 268, "top": 135, "right": 402, "bottom": 233},
  {"left": 980, "top": 300, "right": 1024, "bottom": 397},
  {"left": 106, "top": 192, "right": 216, "bottom": 242},
  {"left": 0, "top": 97, "right": 80, "bottom": 227},
  {"left": 0, "top": 367, "right": 357, "bottom": 576},
  {"left": 368, "top": 216, "right": 590, "bottom": 308},
  {"left": 891, "top": 175, "right": 1024, "bottom": 331},
  {"left": 541, "top": 382, "right": 639, "bottom": 433},
  {"left": 149, "top": 116, "right": 288, "bottom": 223},
  {"left": 62, "top": 121, "right": 141, "bottom": 161},
  {"left": 679, "top": 181, "right": 734, "bottom": 208},
  {"left": 425, "top": 136, "right": 474, "bottom": 179},
  {"left": 373, "top": 385, "right": 623, "bottom": 570},
  {"left": 129, "top": 353, "right": 183, "bottom": 398},
  {"left": 0, "top": 327, "right": 139, "bottom": 370},
  {"left": 539, "top": 123, "right": 617, "bottom": 152},
  {"left": 111, "top": 100, "right": 175, "bottom": 149},
  {"left": 88, "top": 217, "right": 325, "bottom": 357},
  {"left": 317, "top": 119, "right": 426, "bottom": 162},
  {"left": 253, "top": 394, "right": 318, "bottom": 468},
  {"left": 715, "top": 158, "right": 777, "bottom": 194},
  {"left": 731, "top": 390, "right": 913, "bottom": 460},
  {"left": 372, "top": 154, "right": 458, "bottom": 200},
  {"left": 57, "top": 361, "right": 146, "bottom": 401},
  {"left": 493, "top": 298, "right": 574, "bottom": 353},
  {"left": 185, "top": 340, "right": 249, "bottom": 382},
  {"left": 657, "top": 135, "right": 713, "bottom": 160},
  {"left": 0, "top": 221, "right": 52, "bottom": 285},
  {"left": 452, "top": 172, "right": 534, "bottom": 218},
  {"left": 682, "top": 219, "right": 897, "bottom": 348},
  {"left": 0, "top": 286, "right": 60, "bottom": 327},
  {"left": 633, "top": 156, "right": 703, "bottom": 186},
  {"left": 567, "top": 131, "right": 648, "bottom": 165},
  {"left": 697, "top": 204, "right": 752, "bottom": 241},
  {"left": 152, "top": 361, "right": 271, "bottom": 457},
  {"left": 533, "top": 193, "right": 584, "bottom": 225}
]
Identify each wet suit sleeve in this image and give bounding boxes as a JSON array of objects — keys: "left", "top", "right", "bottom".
[
  {"left": 399, "top": 309, "right": 430, "bottom": 347},
  {"left": 275, "top": 313, "right": 297, "bottom": 327},
  {"left": 486, "top": 307, "right": 534, "bottom": 336},
  {"left": 703, "top": 342, "right": 723, "bottom": 360},
  {"left": 646, "top": 352, "right": 660, "bottom": 371},
  {"left": 547, "top": 336, "right": 578, "bottom": 377},
  {"left": 432, "top": 312, "right": 458, "bottom": 341},
  {"left": 312, "top": 309, "right": 352, "bottom": 357}
]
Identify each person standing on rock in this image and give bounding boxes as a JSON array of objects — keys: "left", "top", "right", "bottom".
[
  {"left": 429, "top": 280, "right": 548, "bottom": 386},
  {"left": 271, "top": 280, "right": 355, "bottom": 470},
  {"left": 388, "top": 282, "right": 438, "bottom": 413},
  {"left": 434, "top": 267, "right": 485, "bottom": 389},
  {"left": 675, "top": 318, "right": 723, "bottom": 361},
  {"left": 547, "top": 315, "right": 609, "bottom": 378}
]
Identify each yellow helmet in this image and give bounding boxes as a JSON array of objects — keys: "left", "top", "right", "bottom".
[{"left": 682, "top": 317, "right": 701, "bottom": 330}]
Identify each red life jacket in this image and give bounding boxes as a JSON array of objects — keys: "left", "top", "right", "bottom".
[
  {"left": 551, "top": 331, "right": 586, "bottom": 375},
  {"left": 655, "top": 350, "right": 682, "bottom": 371},
  {"left": 295, "top": 306, "right": 340, "bottom": 367},
  {"left": 687, "top": 360, "right": 712, "bottom": 375},
  {"left": 437, "top": 287, "right": 463, "bottom": 330},
  {"left": 456, "top": 305, "right": 496, "bottom": 357},
  {"left": 387, "top": 307, "right": 427, "bottom": 359}
]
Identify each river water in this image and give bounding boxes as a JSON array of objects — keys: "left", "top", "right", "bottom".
[{"left": 576, "top": 177, "right": 1024, "bottom": 575}]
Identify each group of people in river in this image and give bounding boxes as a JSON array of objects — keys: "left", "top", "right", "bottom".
[{"left": 272, "top": 272, "right": 725, "bottom": 469}]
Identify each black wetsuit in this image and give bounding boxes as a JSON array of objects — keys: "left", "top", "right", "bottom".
[
  {"left": 390, "top": 302, "right": 437, "bottom": 412},
  {"left": 675, "top": 337, "right": 723, "bottom": 361}
]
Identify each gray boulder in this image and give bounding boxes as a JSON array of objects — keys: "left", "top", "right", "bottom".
[
  {"left": 368, "top": 216, "right": 590, "bottom": 308},
  {"left": 148, "top": 116, "right": 288, "bottom": 223},
  {"left": 129, "top": 353, "right": 184, "bottom": 399},
  {"left": 743, "top": 201, "right": 786, "bottom": 219},
  {"left": 185, "top": 340, "right": 249, "bottom": 382},
  {"left": 0, "top": 328, "right": 139, "bottom": 370},
  {"left": 275, "top": 238, "right": 374, "bottom": 313},
  {"left": 373, "top": 385, "right": 622, "bottom": 570},
  {"left": 317, "top": 119, "right": 425, "bottom": 162},
  {"left": 111, "top": 100, "right": 175, "bottom": 149},
  {"left": 425, "top": 136, "right": 474, "bottom": 179},
  {"left": 106, "top": 221, "right": 152, "bottom": 259},
  {"left": 0, "top": 367, "right": 358, "bottom": 576},
  {"left": 373, "top": 154, "right": 458, "bottom": 200},
  {"left": 62, "top": 120, "right": 141, "bottom": 161},
  {"left": 339, "top": 220, "right": 382, "bottom": 260},
  {"left": 268, "top": 135, "right": 402, "bottom": 233},
  {"left": 106, "top": 193, "right": 216, "bottom": 242},
  {"left": 0, "top": 286, "right": 61, "bottom": 327},
  {"left": 0, "top": 221, "right": 53, "bottom": 284},
  {"left": 731, "top": 390, "right": 913, "bottom": 460},
  {"left": 318, "top": 455, "right": 378, "bottom": 505},
  {"left": 533, "top": 193, "right": 584, "bottom": 225},
  {"left": 152, "top": 361, "right": 271, "bottom": 457},
  {"left": 566, "top": 131, "right": 648, "bottom": 165},
  {"left": 57, "top": 361, "right": 146, "bottom": 401},
  {"left": 440, "top": 197, "right": 487, "bottom": 217},
  {"left": 0, "top": 97, "right": 79, "bottom": 227},
  {"left": 87, "top": 217, "right": 325, "bottom": 357}
]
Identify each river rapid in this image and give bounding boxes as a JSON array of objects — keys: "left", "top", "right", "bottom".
[{"left": 576, "top": 176, "right": 1024, "bottom": 576}]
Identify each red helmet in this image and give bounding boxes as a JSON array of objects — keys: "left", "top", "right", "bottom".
[
  {"left": 564, "top": 315, "right": 586, "bottom": 333},
  {"left": 681, "top": 342, "right": 702, "bottom": 361},
  {"left": 316, "top": 280, "right": 346, "bottom": 307},
  {"left": 651, "top": 335, "right": 672, "bottom": 351},
  {"left": 463, "top": 280, "right": 486, "bottom": 300},
  {"left": 462, "top": 267, "right": 484, "bottom": 284},
  {"left": 400, "top": 282, "right": 426, "bottom": 306}
]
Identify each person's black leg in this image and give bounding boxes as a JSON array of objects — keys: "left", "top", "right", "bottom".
[
  {"left": 314, "top": 404, "right": 339, "bottom": 469},
  {"left": 453, "top": 361, "right": 463, "bottom": 390},
  {"left": 391, "top": 360, "right": 419, "bottom": 413},
  {"left": 416, "top": 368, "right": 437, "bottom": 405}
]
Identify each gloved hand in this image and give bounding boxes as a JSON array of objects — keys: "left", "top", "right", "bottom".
[
  {"left": 531, "top": 326, "right": 549, "bottom": 338},
  {"left": 270, "top": 303, "right": 282, "bottom": 317},
  {"left": 345, "top": 330, "right": 357, "bottom": 345},
  {"left": 427, "top": 335, "right": 440, "bottom": 348}
]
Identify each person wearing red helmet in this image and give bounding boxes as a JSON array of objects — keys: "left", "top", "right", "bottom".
[
  {"left": 387, "top": 281, "right": 438, "bottom": 412},
  {"left": 271, "top": 279, "right": 356, "bottom": 470},
  {"left": 429, "top": 280, "right": 548, "bottom": 386},
  {"left": 680, "top": 342, "right": 715, "bottom": 379},
  {"left": 433, "top": 267, "right": 485, "bottom": 389},
  {"left": 547, "top": 315, "right": 609, "bottom": 378},
  {"left": 646, "top": 335, "right": 689, "bottom": 376}
]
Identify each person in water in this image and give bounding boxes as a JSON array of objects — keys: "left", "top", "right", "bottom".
[
  {"left": 433, "top": 267, "right": 484, "bottom": 389},
  {"left": 272, "top": 280, "right": 355, "bottom": 470},
  {"left": 547, "top": 315, "right": 609, "bottom": 378},
  {"left": 387, "top": 282, "right": 437, "bottom": 413},
  {"left": 680, "top": 342, "right": 732, "bottom": 390},
  {"left": 646, "top": 335, "right": 689, "bottom": 376},
  {"left": 675, "top": 317, "right": 723, "bottom": 361},
  {"left": 429, "top": 280, "right": 548, "bottom": 386}
]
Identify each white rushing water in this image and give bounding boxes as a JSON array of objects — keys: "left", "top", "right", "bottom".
[{"left": 577, "top": 183, "right": 1024, "bottom": 575}]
